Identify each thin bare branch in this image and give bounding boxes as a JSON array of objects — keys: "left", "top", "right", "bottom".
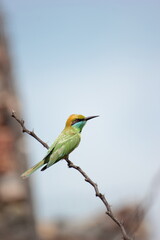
[
  {"left": 12, "top": 110, "right": 49, "bottom": 149},
  {"left": 65, "top": 158, "right": 131, "bottom": 240},
  {"left": 11, "top": 111, "right": 132, "bottom": 240}
]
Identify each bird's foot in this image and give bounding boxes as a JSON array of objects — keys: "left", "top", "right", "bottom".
[{"left": 64, "top": 157, "right": 73, "bottom": 168}]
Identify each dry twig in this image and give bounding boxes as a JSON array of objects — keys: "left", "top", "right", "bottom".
[
  {"left": 11, "top": 110, "right": 49, "bottom": 149},
  {"left": 11, "top": 110, "right": 132, "bottom": 240}
]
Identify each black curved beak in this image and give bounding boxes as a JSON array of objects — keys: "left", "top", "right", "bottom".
[{"left": 85, "top": 115, "right": 99, "bottom": 121}]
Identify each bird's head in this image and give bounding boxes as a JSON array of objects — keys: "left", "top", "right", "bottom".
[{"left": 65, "top": 114, "right": 99, "bottom": 132}]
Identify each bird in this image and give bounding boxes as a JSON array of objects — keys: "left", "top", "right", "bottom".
[{"left": 21, "top": 114, "right": 99, "bottom": 178}]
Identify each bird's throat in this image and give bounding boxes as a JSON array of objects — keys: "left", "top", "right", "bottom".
[{"left": 72, "top": 121, "right": 86, "bottom": 132}]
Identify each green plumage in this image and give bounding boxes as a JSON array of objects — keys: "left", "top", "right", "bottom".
[
  {"left": 21, "top": 114, "right": 98, "bottom": 179},
  {"left": 21, "top": 124, "right": 81, "bottom": 178},
  {"left": 43, "top": 127, "right": 81, "bottom": 168}
]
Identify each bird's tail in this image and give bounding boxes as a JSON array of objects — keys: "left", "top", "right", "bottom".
[{"left": 21, "top": 159, "right": 45, "bottom": 179}]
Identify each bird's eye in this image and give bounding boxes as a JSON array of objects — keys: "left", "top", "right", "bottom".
[
  {"left": 71, "top": 119, "right": 78, "bottom": 125},
  {"left": 71, "top": 119, "right": 82, "bottom": 125}
]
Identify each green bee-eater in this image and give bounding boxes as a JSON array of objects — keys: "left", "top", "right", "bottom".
[{"left": 21, "top": 114, "right": 98, "bottom": 178}]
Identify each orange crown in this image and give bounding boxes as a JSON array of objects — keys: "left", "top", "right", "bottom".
[{"left": 65, "top": 114, "right": 85, "bottom": 127}]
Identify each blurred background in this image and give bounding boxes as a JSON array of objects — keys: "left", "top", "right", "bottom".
[{"left": 0, "top": 0, "right": 160, "bottom": 239}]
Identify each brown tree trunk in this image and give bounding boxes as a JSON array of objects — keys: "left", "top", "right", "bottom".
[{"left": 0, "top": 11, "right": 38, "bottom": 240}]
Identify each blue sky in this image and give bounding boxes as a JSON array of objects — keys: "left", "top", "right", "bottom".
[{"left": 2, "top": 0, "right": 160, "bottom": 238}]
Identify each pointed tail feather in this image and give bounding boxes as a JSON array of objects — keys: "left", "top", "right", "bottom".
[{"left": 21, "top": 159, "right": 45, "bottom": 179}]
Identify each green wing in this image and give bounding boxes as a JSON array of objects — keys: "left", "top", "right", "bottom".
[
  {"left": 46, "top": 130, "right": 81, "bottom": 169},
  {"left": 44, "top": 141, "right": 57, "bottom": 159},
  {"left": 42, "top": 130, "right": 64, "bottom": 162},
  {"left": 21, "top": 127, "right": 81, "bottom": 176}
]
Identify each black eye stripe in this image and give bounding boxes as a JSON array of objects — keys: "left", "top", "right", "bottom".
[{"left": 71, "top": 119, "right": 83, "bottom": 125}]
